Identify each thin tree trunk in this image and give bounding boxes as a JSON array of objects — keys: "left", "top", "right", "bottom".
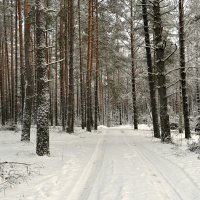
[
  {"left": 17, "top": 0, "right": 25, "bottom": 120},
  {"left": 45, "top": 0, "right": 53, "bottom": 126},
  {"left": 78, "top": 0, "right": 85, "bottom": 129},
  {"left": 86, "top": 0, "right": 93, "bottom": 132},
  {"left": 105, "top": 64, "right": 111, "bottom": 127},
  {"left": 67, "top": 0, "right": 75, "bottom": 133},
  {"left": 64, "top": 0, "right": 68, "bottom": 127},
  {"left": 10, "top": 0, "right": 15, "bottom": 124},
  {"left": 0, "top": 41, "right": 5, "bottom": 125},
  {"left": 4, "top": 41, "right": 8, "bottom": 123},
  {"left": 130, "top": 0, "right": 138, "bottom": 129},
  {"left": 22, "top": 0, "right": 34, "bottom": 141},
  {"left": 4, "top": 0, "right": 11, "bottom": 124},
  {"left": 15, "top": 0, "right": 18, "bottom": 125},
  {"left": 54, "top": 19, "right": 58, "bottom": 126},
  {"left": 179, "top": 84, "right": 183, "bottom": 133},
  {"left": 179, "top": 0, "right": 191, "bottom": 139},
  {"left": 94, "top": 0, "right": 99, "bottom": 130},
  {"left": 59, "top": 0, "right": 66, "bottom": 131},
  {"left": 196, "top": 72, "right": 200, "bottom": 114},
  {"left": 90, "top": 0, "right": 94, "bottom": 128}
]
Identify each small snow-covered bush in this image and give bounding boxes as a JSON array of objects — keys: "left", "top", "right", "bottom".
[
  {"left": 0, "top": 162, "right": 36, "bottom": 194},
  {"left": 188, "top": 142, "right": 200, "bottom": 153},
  {"left": 0, "top": 125, "right": 20, "bottom": 132}
]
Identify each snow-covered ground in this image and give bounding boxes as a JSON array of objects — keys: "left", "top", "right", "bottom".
[{"left": 0, "top": 125, "right": 200, "bottom": 200}]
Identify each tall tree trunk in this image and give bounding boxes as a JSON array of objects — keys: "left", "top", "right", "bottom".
[
  {"left": 78, "top": 0, "right": 85, "bottom": 129},
  {"left": 0, "top": 42, "right": 5, "bottom": 125},
  {"left": 54, "top": 19, "right": 58, "bottom": 126},
  {"left": 10, "top": 0, "right": 15, "bottom": 124},
  {"left": 142, "top": 0, "right": 160, "bottom": 138},
  {"left": 153, "top": 0, "right": 170, "bottom": 142},
  {"left": 130, "top": 0, "right": 138, "bottom": 130},
  {"left": 179, "top": 84, "right": 183, "bottom": 133},
  {"left": 17, "top": 0, "right": 25, "bottom": 120},
  {"left": 45, "top": 0, "right": 53, "bottom": 126},
  {"left": 86, "top": 0, "right": 93, "bottom": 132},
  {"left": 195, "top": 31, "right": 200, "bottom": 115},
  {"left": 94, "top": 0, "right": 99, "bottom": 130},
  {"left": 90, "top": 0, "right": 94, "bottom": 128},
  {"left": 36, "top": 0, "right": 50, "bottom": 156},
  {"left": 22, "top": 0, "right": 34, "bottom": 141},
  {"left": 64, "top": 0, "right": 68, "bottom": 127},
  {"left": 67, "top": 0, "right": 75, "bottom": 133},
  {"left": 59, "top": 0, "right": 66, "bottom": 131},
  {"left": 106, "top": 64, "right": 111, "bottom": 127},
  {"left": 179, "top": 0, "right": 191, "bottom": 139},
  {"left": 15, "top": 0, "right": 18, "bottom": 125},
  {"left": 3, "top": 0, "right": 11, "bottom": 124},
  {"left": 196, "top": 72, "right": 200, "bottom": 114}
]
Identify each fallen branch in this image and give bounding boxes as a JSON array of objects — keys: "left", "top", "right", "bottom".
[{"left": 0, "top": 161, "right": 31, "bottom": 166}]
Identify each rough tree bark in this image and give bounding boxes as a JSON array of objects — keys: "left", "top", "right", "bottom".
[
  {"left": 59, "top": 0, "right": 66, "bottom": 131},
  {"left": 64, "top": 0, "right": 68, "bottom": 127},
  {"left": 45, "top": 0, "right": 53, "bottom": 126},
  {"left": 179, "top": 0, "right": 191, "bottom": 139},
  {"left": 94, "top": 0, "right": 99, "bottom": 130},
  {"left": 4, "top": 0, "right": 12, "bottom": 123},
  {"left": 78, "top": 0, "right": 85, "bottom": 129},
  {"left": 15, "top": 0, "right": 18, "bottom": 124},
  {"left": 130, "top": 0, "right": 138, "bottom": 129},
  {"left": 153, "top": 0, "right": 170, "bottom": 141},
  {"left": 86, "top": 0, "right": 93, "bottom": 132},
  {"left": 21, "top": 0, "right": 34, "bottom": 141},
  {"left": 54, "top": 20, "right": 58, "bottom": 126},
  {"left": 36, "top": 0, "right": 50, "bottom": 156},
  {"left": 195, "top": 31, "right": 200, "bottom": 114},
  {"left": 10, "top": 0, "right": 15, "bottom": 123},
  {"left": 142, "top": 0, "right": 160, "bottom": 138},
  {"left": 0, "top": 41, "right": 5, "bottom": 125},
  {"left": 17, "top": 0, "right": 25, "bottom": 120},
  {"left": 67, "top": 0, "right": 75, "bottom": 133},
  {"left": 196, "top": 72, "right": 200, "bottom": 114}
]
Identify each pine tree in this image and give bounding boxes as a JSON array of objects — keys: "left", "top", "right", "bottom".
[
  {"left": 141, "top": 0, "right": 160, "bottom": 138},
  {"left": 153, "top": 0, "right": 170, "bottom": 141},
  {"left": 94, "top": 0, "right": 99, "bottom": 130},
  {"left": 14, "top": 0, "right": 18, "bottom": 125},
  {"left": 179, "top": 0, "right": 191, "bottom": 139},
  {"left": 86, "top": 0, "right": 93, "bottom": 132},
  {"left": 67, "top": 0, "right": 75, "bottom": 133},
  {"left": 78, "top": 0, "right": 86, "bottom": 129},
  {"left": 17, "top": 0, "right": 25, "bottom": 120},
  {"left": 22, "top": 0, "right": 34, "bottom": 142},
  {"left": 130, "top": 0, "right": 138, "bottom": 130},
  {"left": 36, "top": 0, "right": 50, "bottom": 156}
]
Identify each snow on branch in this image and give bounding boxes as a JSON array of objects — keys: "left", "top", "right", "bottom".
[
  {"left": 46, "top": 59, "right": 64, "bottom": 66},
  {"left": 163, "top": 43, "right": 177, "bottom": 62},
  {"left": 166, "top": 80, "right": 179, "bottom": 89},
  {"left": 0, "top": 162, "right": 31, "bottom": 166},
  {"left": 166, "top": 66, "right": 200, "bottom": 76},
  {"left": 166, "top": 91, "right": 178, "bottom": 98}
]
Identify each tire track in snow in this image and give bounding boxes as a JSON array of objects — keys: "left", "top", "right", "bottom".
[
  {"left": 67, "top": 133, "right": 105, "bottom": 200},
  {"left": 122, "top": 134, "right": 182, "bottom": 200},
  {"left": 87, "top": 129, "right": 169, "bottom": 200},
  {"left": 123, "top": 131, "right": 200, "bottom": 200}
]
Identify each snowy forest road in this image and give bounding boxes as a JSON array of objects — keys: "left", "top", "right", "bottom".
[{"left": 68, "top": 128, "right": 200, "bottom": 200}]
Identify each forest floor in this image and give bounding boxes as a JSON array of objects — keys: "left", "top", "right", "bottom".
[{"left": 0, "top": 125, "right": 200, "bottom": 200}]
